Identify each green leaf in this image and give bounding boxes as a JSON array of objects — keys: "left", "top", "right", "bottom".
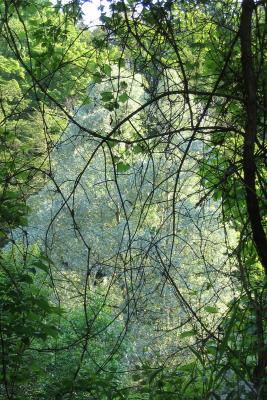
[
  {"left": 87, "top": 61, "right": 97, "bottom": 73},
  {"left": 82, "top": 96, "right": 91, "bottom": 105},
  {"left": 34, "top": 298, "right": 51, "bottom": 311},
  {"left": 20, "top": 274, "right": 34, "bottom": 284},
  {"left": 120, "top": 81, "right": 127, "bottom": 90},
  {"left": 43, "top": 325, "right": 58, "bottom": 338},
  {"left": 118, "top": 92, "right": 128, "bottom": 103},
  {"left": 19, "top": 217, "right": 28, "bottom": 226},
  {"left": 4, "top": 191, "right": 20, "bottom": 200},
  {"left": 148, "top": 368, "right": 162, "bottom": 383},
  {"left": 17, "top": 171, "right": 29, "bottom": 180},
  {"left": 113, "top": 156, "right": 120, "bottom": 164},
  {"left": 100, "top": 15, "right": 111, "bottom": 24},
  {"left": 204, "top": 306, "right": 219, "bottom": 314},
  {"left": 118, "top": 58, "right": 125, "bottom": 68},
  {"left": 92, "top": 72, "right": 102, "bottom": 83},
  {"left": 133, "top": 144, "right": 144, "bottom": 154},
  {"left": 32, "top": 260, "right": 49, "bottom": 273},
  {"left": 188, "top": 289, "right": 198, "bottom": 296},
  {"left": 179, "top": 361, "right": 196, "bottom": 372},
  {"left": 117, "top": 162, "right": 131, "bottom": 173},
  {"left": 206, "top": 345, "right": 217, "bottom": 355},
  {"left": 113, "top": 2, "right": 125, "bottom": 13},
  {"left": 107, "top": 139, "right": 117, "bottom": 148},
  {"left": 101, "top": 91, "right": 114, "bottom": 102},
  {"left": 205, "top": 282, "right": 212, "bottom": 290},
  {"left": 103, "top": 64, "right": 112, "bottom": 76},
  {"left": 180, "top": 330, "right": 196, "bottom": 338},
  {"left": 50, "top": 305, "right": 65, "bottom": 315}
]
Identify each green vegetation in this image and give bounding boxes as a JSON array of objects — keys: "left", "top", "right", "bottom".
[{"left": 0, "top": 0, "right": 266, "bottom": 399}]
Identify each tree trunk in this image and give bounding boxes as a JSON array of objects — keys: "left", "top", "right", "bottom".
[{"left": 240, "top": 0, "right": 267, "bottom": 394}]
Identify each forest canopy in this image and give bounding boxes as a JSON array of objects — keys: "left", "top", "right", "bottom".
[{"left": 0, "top": 0, "right": 266, "bottom": 399}]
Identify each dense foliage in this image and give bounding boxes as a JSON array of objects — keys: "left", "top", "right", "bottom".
[{"left": 0, "top": 0, "right": 266, "bottom": 399}]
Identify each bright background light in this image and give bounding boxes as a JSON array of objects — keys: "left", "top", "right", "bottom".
[{"left": 51, "top": 0, "right": 110, "bottom": 26}]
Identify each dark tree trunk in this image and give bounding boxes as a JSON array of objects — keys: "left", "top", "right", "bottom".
[
  {"left": 240, "top": 0, "right": 267, "bottom": 274},
  {"left": 240, "top": 0, "right": 267, "bottom": 394}
]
